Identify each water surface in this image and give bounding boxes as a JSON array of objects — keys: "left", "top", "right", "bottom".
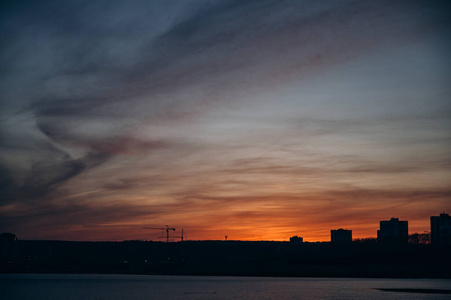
[{"left": 1, "top": 274, "right": 450, "bottom": 299}]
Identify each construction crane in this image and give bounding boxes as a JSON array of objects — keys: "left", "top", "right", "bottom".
[
  {"left": 179, "top": 229, "right": 187, "bottom": 242},
  {"left": 143, "top": 225, "right": 175, "bottom": 242}
]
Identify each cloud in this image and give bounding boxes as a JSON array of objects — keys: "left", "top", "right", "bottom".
[
  {"left": 0, "top": 150, "right": 110, "bottom": 204},
  {"left": 0, "top": 200, "right": 159, "bottom": 241},
  {"left": 1, "top": 0, "right": 450, "bottom": 241}
]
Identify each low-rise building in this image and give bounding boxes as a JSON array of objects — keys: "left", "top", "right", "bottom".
[
  {"left": 289, "top": 235, "right": 303, "bottom": 244},
  {"left": 331, "top": 229, "right": 352, "bottom": 243}
]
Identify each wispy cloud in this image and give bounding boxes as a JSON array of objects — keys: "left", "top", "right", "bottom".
[{"left": 1, "top": 0, "right": 450, "bottom": 241}]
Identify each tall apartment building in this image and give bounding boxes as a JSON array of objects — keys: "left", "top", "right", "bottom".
[
  {"left": 431, "top": 212, "right": 451, "bottom": 247},
  {"left": 377, "top": 217, "right": 408, "bottom": 244}
]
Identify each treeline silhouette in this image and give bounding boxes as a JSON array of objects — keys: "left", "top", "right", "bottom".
[{"left": 1, "top": 235, "right": 450, "bottom": 278}]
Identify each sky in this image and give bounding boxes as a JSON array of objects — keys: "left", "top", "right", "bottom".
[{"left": 1, "top": 0, "right": 450, "bottom": 242}]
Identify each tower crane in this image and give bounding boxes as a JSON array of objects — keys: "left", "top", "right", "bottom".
[
  {"left": 179, "top": 229, "right": 187, "bottom": 242},
  {"left": 143, "top": 225, "right": 175, "bottom": 242}
]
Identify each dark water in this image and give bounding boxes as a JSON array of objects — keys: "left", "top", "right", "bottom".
[{"left": 1, "top": 274, "right": 450, "bottom": 299}]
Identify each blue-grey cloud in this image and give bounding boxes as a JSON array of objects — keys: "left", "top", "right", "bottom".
[{"left": 1, "top": 0, "right": 450, "bottom": 240}]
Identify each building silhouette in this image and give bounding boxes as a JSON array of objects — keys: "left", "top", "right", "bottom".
[
  {"left": 0, "top": 232, "right": 18, "bottom": 262},
  {"left": 289, "top": 236, "right": 303, "bottom": 244},
  {"left": 431, "top": 212, "right": 451, "bottom": 247},
  {"left": 377, "top": 217, "right": 408, "bottom": 244},
  {"left": 331, "top": 229, "right": 352, "bottom": 243}
]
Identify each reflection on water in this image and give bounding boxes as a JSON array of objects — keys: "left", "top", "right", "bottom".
[{"left": 1, "top": 274, "right": 450, "bottom": 300}]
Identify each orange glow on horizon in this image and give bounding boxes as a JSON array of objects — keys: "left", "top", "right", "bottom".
[{"left": 14, "top": 212, "right": 436, "bottom": 243}]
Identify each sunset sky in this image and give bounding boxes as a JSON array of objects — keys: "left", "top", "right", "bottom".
[{"left": 1, "top": 0, "right": 450, "bottom": 242}]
